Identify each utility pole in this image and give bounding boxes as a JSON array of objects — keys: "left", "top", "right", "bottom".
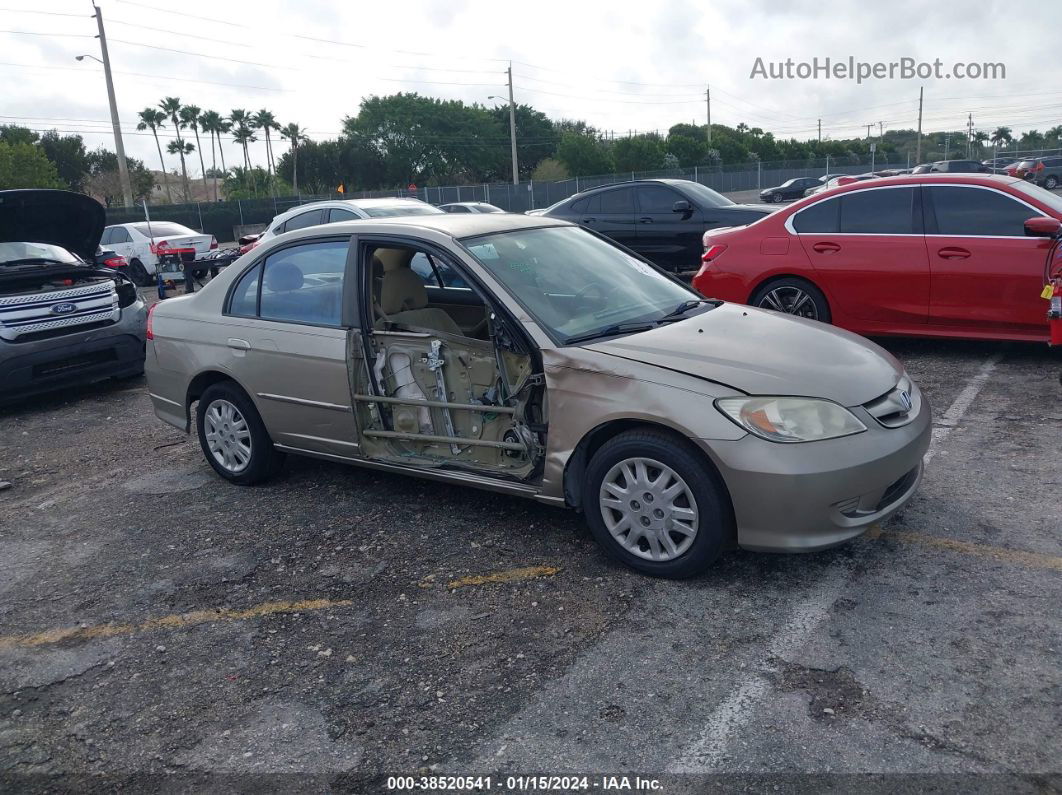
[
  {"left": 966, "top": 112, "right": 974, "bottom": 157},
  {"left": 92, "top": 3, "right": 132, "bottom": 207},
  {"left": 817, "top": 118, "right": 821, "bottom": 143},
  {"left": 915, "top": 86, "right": 924, "bottom": 165},
  {"left": 705, "top": 86, "right": 712, "bottom": 144},
  {"left": 506, "top": 63, "right": 518, "bottom": 185},
  {"left": 878, "top": 121, "right": 884, "bottom": 137},
  {"left": 944, "top": 132, "right": 951, "bottom": 160},
  {"left": 865, "top": 123, "right": 873, "bottom": 139}
]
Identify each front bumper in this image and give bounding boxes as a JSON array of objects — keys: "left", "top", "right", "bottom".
[
  {"left": 698, "top": 394, "right": 932, "bottom": 552},
  {"left": 0, "top": 302, "right": 147, "bottom": 402}
]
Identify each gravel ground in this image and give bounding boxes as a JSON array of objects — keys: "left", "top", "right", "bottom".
[{"left": 0, "top": 319, "right": 1059, "bottom": 792}]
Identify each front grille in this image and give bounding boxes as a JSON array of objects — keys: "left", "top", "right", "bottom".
[
  {"left": 0, "top": 281, "right": 119, "bottom": 343},
  {"left": 32, "top": 348, "right": 117, "bottom": 378},
  {"left": 863, "top": 376, "right": 918, "bottom": 428}
]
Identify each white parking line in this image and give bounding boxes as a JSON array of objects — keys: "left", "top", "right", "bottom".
[{"left": 669, "top": 351, "right": 1004, "bottom": 772}]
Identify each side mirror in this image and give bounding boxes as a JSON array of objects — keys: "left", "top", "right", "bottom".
[
  {"left": 1024, "top": 216, "right": 1062, "bottom": 238},
  {"left": 672, "top": 199, "right": 692, "bottom": 214}
]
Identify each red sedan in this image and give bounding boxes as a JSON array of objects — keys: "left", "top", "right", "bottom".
[{"left": 692, "top": 174, "right": 1062, "bottom": 342}]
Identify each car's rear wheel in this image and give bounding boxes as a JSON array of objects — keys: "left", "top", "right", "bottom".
[
  {"left": 751, "top": 277, "right": 831, "bottom": 323},
  {"left": 584, "top": 429, "right": 729, "bottom": 578},
  {"left": 128, "top": 258, "right": 151, "bottom": 286},
  {"left": 196, "top": 382, "right": 284, "bottom": 485},
  {"left": 1045, "top": 175, "right": 1059, "bottom": 190}
]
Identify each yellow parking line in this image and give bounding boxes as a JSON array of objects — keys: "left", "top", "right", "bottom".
[
  {"left": 871, "top": 527, "right": 1062, "bottom": 572},
  {"left": 446, "top": 565, "right": 560, "bottom": 590},
  {"left": 0, "top": 598, "right": 352, "bottom": 652}
]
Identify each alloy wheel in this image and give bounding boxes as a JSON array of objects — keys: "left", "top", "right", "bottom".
[
  {"left": 204, "top": 398, "right": 252, "bottom": 473},
  {"left": 759, "top": 286, "right": 820, "bottom": 319},
  {"left": 598, "top": 457, "right": 699, "bottom": 562}
]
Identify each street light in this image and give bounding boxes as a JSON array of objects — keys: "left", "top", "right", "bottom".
[
  {"left": 76, "top": 3, "right": 133, "bottom": 207},
  {"left": 489, "top": 67, "right": 519, "bottom": 185}
]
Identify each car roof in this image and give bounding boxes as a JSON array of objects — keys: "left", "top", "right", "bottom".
[
  {"left": 441, "top": 201, "right": 496, "bottom": 207},
  {"left": 800, "top": 172, "right": 1023, "bottom": 200},
  {"left": 272, "top": 197, "right": 433, "bottom": 221},
  {"left": 275, "top": 212, "right": 571, "bottom": 245}
]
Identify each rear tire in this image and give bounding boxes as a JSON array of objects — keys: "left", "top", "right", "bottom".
[
  {"left": 583, "top": 429, "right": 730, "bottom": 578},
  {"left": 751, "top": 277, "right": 831, "bottom": 323},
  {"left": 1045, "top": 175, "right": 1059, "bottom": 190},
  {"left": 129, "top": 258, "right": 151, "bottom": 287},
  {"left": 196, "top": 382, "right": 285, "bottom": 485}
]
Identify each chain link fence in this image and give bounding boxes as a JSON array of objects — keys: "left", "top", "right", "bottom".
[{"left": 105, "top": 148, "right": 1059, "bottom": 241}]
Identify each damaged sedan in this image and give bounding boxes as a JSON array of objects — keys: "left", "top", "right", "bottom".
[{"left": 146, "top": 214, "right": 930, "bottom": 577}]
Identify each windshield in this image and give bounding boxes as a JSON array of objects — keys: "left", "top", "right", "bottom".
[
  {"left": 1011, "top": 180, "right": 1062, "bottom": 215},
  {"left": 462, "top": 226, "right": 701, "bottom": 344},
  {"left": 361, "top": 203, "right": 443, "bottom": 217},
  {"left": 779, "top": 179, "right": 797, "bottom": 188},
  {"left": 130, "top": 222, "right": 196, "bottom": 237},
  {"left": 678, "top": 181, "right": 734, "bottom": 208},
  {"left": 0, "top": 242, "right": 81, "bottom": 266}
]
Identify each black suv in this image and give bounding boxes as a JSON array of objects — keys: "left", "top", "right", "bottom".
[{"left": 537, "top": 179, "right": 773, "bottom": 272}]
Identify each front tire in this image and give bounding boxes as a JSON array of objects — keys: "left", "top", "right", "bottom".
[
  {"left": 750, "top": 277, "right": 831, "bottom": 323},
  {"left": 196, "top": 382, "right": 285, "bottom": 485},
  {"left": 1045, "top": 175, "right": 1059, "bottom": 190},
  {"left": 583, "top": 429, "right": 730, "bottom": 578}
]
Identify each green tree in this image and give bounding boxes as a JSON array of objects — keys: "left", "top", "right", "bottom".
[
  {"left": 229, "top": 109, "right": 257, "bottom": 194},
  {"left": 531, "top": 157, "right": 569, "bottom": 181},
  {"left": 137, "top": 107, "right": 171, "bottom": 203},
  {"left": 180, "top": 104, "right": 210, "bottom": 198},
  {"left": 990, "top": 126, "right": 1013, "bottom": 149},
  {"left": 252, "top": 109, "right": 279, "bottom": 181},
  {"left": 0, "top": 125, "right": 40, "bottom": 146},
  {"left": 0, "top": 141, "right": 63, "bottom": 189},
  {"left": 556, "top": 132, "right": 613, "bottom": 176},
  {"left": 85, "top": 147, "right": 154, "bottom": 205},
  {"left": 159, "top": 97, "right": 191, "bottom": 200},
  {"left": 198, "top": 110, "right": 226, "bottom": 200},
  {"left": 488, "top": 104, "right": 557, "bottom": 179},
  {"left": 613, "top": 133, "right": 666, "bottom": 173},
  {"left": 38, "top": 131, "right": 89, "bottom": 191},
  {"left": 1047, "top": 125, "right": 1062, "bottom": 146}
]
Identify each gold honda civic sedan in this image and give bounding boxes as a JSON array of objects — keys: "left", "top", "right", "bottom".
[{"left": 146, "top": 214, "right": 930, "bottom": 577}]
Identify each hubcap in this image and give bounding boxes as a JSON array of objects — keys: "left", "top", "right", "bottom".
[
  {"left": 759, "top": 286, "right": 819, "bottom": 319},
  {"left": 599, "top": 457, "right": 698, "bottom": 562},
  {"left": 204, "top": 399, "right": 252, "bottom": 473}
]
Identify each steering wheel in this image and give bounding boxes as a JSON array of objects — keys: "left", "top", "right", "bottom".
[{"left": 573, "top": 281, "right": 613, "bottom": 310}]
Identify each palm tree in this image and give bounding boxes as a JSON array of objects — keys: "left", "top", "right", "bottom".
[
  {"left": 180, "top": 104, "right": 209, "bottom": 199},
  {"left": 230, "top": 109, "right": 258, "bottom": 195},
  {"left": 279, "top": 122, "right": 308, "bottom": 194},
  {"left": 990, "top": 126, "right": 1013, "bottom": 163},
  {"left": 252, "top": 109, "right": 279, "bottom": 181},
  {"left": 972, "top": 130, "right": 989, "bottom": 154},
  {"left": 199, "top": 110, "right": 224, "bottom": 201},
  {"left": 1048, "top": 125, "right": 1062, "bottom": 147},
  {"left": 166, "top": 140, "right": 195, "bottom": 201},
  {"left": 159, "top": 97, "right": 190, "bottom": 201},
  {"left": 136, "top": 107, "right": 171, "bottom": 203}
]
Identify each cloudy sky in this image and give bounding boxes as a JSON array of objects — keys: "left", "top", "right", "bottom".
[{"left": 3, "top": 0, "right": 1061, "bottom": 175}]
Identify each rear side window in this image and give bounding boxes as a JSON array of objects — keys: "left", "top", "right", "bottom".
[
  {"left": 600, "top": 187, "right": 634, "bottom": 213},
  {"left": 328, "top": 208, "right": 358, "bottom": 223},
  {"left": 570, "top": 198, "right": 588, "bottom": 214},
  {"left": 792, "top": 197, "right": 840, "bottom": 233},
  {"left": 259, "top": 240, "right": 348, "bottom": 325},
  {"left": 284, "top": 209, "right": 324, "bottom": 232},
  {"left": 229, "top": 264, "right": 261, "bottom": 317},
  {"left": 100, "top": 228, "right": 114, "bottom": 245},
  {"left": 839, "top": 188, "right": 916, "bottom": 234},
  {"left": 928, "top": 186, "right": 1039, "bottom": 237}
]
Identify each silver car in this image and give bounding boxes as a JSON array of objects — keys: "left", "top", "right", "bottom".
[
  {"left": 146, "top": 214, "right": 930, "bottom": 577},
  {"left": 1, "top": 190, "right": 147, "bottom": 402}
]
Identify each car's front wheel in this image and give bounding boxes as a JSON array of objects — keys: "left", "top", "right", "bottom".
[
  {"left": 751, "top": 277, "right": 831, "bottom": 323},
  {"left": 1045, "top": 175, "right": 1059, "bottom": 190},
  {"left": 584, "top": 429, "right": 730, "bottom": 578},
  {"left": 196, "top": 382, "right": 285, "bottom": 485}
]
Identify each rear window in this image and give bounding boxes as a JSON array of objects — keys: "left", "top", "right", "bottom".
[
  {"left": 839, "top": 188, "right": 916, "bottom": 234},
  {"left": 361, "top": 203, "right": 442, "bottom": 218},
  {"left": 792, "top": 197, "right": 840, "bottom": 234},
  {"left": 129, "top": 222, "right": 196, "bottom": 237}
]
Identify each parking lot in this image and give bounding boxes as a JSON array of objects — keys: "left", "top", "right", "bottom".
[{"left": 0, "top": 323, "right": 1060, "bottom": 788}]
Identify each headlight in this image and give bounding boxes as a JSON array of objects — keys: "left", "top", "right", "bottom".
[{"left": 715, "top": 396, "right": 866, "bottom": 443}]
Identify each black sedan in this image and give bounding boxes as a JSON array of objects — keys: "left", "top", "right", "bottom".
[
  {"left": 535, "top": 179, "right": 774, "bottom": 272},
  {"left": 759, "top": 176, "right": 825, "bottom": 203}
]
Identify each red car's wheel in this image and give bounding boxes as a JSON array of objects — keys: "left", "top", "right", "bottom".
[{"left": 751, "top": 278, "right": 831, "bottom": 323}]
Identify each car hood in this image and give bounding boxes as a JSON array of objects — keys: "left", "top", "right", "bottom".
[
  {"left": 586, "top": 303, "right": 901, "bottom": 406},
  {"left": 0, "top": 189, "right": 104, "bottom": 261},
  {"left": 727, "top": 203, "right": 780, "bottom": 214}
]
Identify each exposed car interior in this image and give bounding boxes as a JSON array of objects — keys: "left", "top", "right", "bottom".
[{"left": 353, "top": 243, "right": 546, "bottom": 480}]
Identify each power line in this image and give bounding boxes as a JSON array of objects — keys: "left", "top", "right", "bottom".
[
  {"left": 0, "top": 29, "right": 93, "bottom": 37},
  {"left": 0, "top": 61, "right": 291, "bottom": 92}
]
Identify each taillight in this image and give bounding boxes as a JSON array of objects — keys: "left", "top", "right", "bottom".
[
  {"left": 104, "top": 256, "right": 127, "bottom": 268},
  {"left": 1035, "top": 162, "right": 1045, "bottom": 172},
  {"left": 146, "top": 302, "right": 158, "bottom": 340},
  {"left": 209, "top": 236, "right": 218, "bottom": 250},
  {"left": 701, "top": 244, "right": 728, "bottom": 263}
]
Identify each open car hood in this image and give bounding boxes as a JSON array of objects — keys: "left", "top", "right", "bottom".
[
  {"left": 586, "top": 303, "right": 902, "bottom": 407},
  {"left": 0, "top": 189, "right": 105, "bottom": 262}
]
